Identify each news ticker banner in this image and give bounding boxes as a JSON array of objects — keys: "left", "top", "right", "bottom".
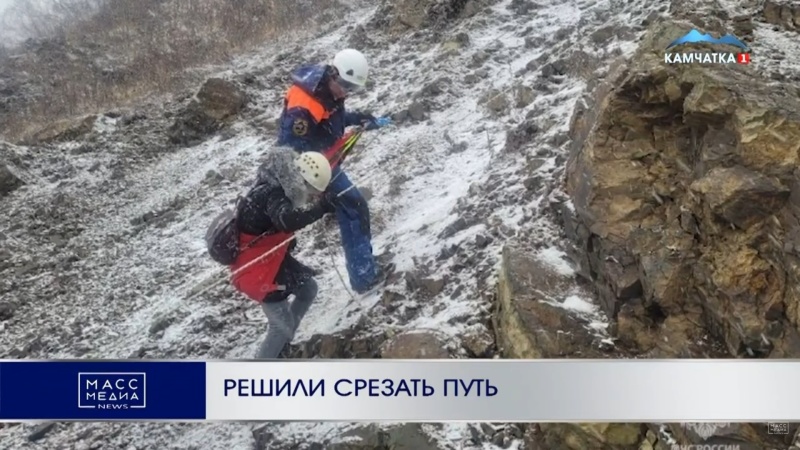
[{"left": 2, "top": 360, "right": 800, "bottom": 421}]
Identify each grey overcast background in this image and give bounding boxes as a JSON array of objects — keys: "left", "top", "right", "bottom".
[
  {"left": 0, "top": 0, "right": 16, "bottom": 43},
  {"left": 0, "top": 0, "right": 84, "bottom": 45},
  {"left": 0, "top": 0, "right": 13, "bottom": 16}
]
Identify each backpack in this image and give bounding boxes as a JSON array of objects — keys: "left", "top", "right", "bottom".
[{"left": 205, "top": 209, "right": 240, "bottom": 265}]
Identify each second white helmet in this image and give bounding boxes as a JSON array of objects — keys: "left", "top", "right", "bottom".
[
  {"left": 333, "top": 49, "right": 369, "bottom": 88},
  {"left": 294, "top": 152, "right": 332, "bottom": 192}
]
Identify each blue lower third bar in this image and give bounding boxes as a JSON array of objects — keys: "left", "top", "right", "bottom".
[{"left": 0, "top": 361, "right": 206, "bottom": 420}]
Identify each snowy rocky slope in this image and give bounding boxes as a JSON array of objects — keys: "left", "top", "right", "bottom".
[{"left": 5, "top": 0, "right": 795, "bottom": 448}]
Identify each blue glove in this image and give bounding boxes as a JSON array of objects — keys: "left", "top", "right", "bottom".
[{"left": 363, "top": 115, "right": 391, "bottom": 131}]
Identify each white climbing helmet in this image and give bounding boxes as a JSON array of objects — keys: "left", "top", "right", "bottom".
[
  {"left": 332, "top": 48, "right": 369, "bottom": 89},
  {"left": 294, "top": 152, "right": 332, "bottom": 192}
]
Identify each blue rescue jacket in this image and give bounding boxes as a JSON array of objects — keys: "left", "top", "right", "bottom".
[{"left": 276, "top": 64, "right": 370, "bottom": 152}]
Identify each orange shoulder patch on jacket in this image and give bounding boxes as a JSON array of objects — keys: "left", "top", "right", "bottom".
[{"left": 285, "top": 86, "right": 330, "bottom": 123}]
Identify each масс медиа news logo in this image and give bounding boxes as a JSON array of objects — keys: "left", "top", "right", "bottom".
[
  {"left": 664, "top": 29, "right": 751, "bottom": 65},
  {"left": 78, "top": 372, "right": 146, "bottom": 410}
]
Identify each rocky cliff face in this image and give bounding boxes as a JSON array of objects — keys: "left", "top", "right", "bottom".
[
  {"left": 493, "top": 0, "right": 800, "bottom": 446},
  {"left": 543, "top": 14, "right": 800, "bottom": 450},
  {"left": 764, "top": 0, "right": 800, "bottom": 32},
  {"left": 565, "top": 18, "right": 800, "bottom": 360},
  {"left": 0, "top": 143, "right": 25, "bottom": 197}
]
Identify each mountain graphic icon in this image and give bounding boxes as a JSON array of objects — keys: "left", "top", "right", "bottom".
[{"left": 666, "top": 29, "right": 749, "bottom": 50}]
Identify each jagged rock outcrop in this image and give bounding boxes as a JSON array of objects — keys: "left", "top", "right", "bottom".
[
  {"left": 556, "top": 17, "right": 800, "bottom": 449},
  {"left": 383, "top": 0, "right": 492, "bottom": 31},
  {"left": 167, "top": 78, "right": 248, "bottom": 146},
  {"left": 0, "top": 162, "right": 24, "bottom": 197},
  {"left": 494, "top": 246, "right": 667, "bottom": 449},
  {"left": 0, "top": 142, "right": 25, "bottom": 197},
  {"left": 565, "top": 18, "right": 800, "bottom": 359},
  {"left": 532, "top": 423, "right": 649, "bottom": 450},
  {"left": 494, "top": 245, "right": 607, "bottom": 358},
  {"left": 253, "top": 423, "right": 441, "bottom": 450},
  {"left": 381, "top": 331, "right": 450, "bottom": 358},
  {"left": 763, "top": 0, "right": 800, "bottom": 32},
  {"left": 282, "top": 326, "right": 388, "bottom": 359},
  {"left": 280, "top": 319, "right": 452, "bottom": 359},
  {"left": 23, "top": 115, "right": 97, "bottom": 145}
]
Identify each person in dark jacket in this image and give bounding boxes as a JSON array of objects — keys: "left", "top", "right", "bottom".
[
  {"left": 276, "top": 48, "right": 393, "bottom": 294},
  {"left": 231, "top": 148, "right": 336, "bottom": 359}
]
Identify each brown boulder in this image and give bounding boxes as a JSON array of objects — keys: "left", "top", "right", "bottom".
[
  {"left": 168, "top": 78, "right": 247, "bottom": 146},
  {"left": 539, "top": 423, "right": 647, "bottom": 450},
  {"left": 393, "top": 0, "right": 432, "bottom": 29},
  {"left": 0, "top": 142, "right": 25, "bottom": 197},
  {"left": 252, "top": 423, "right": 441, "bottom": 450},
  {"left": 381, "top": 331, "right": 449, "bottom": 358},
  {"left": 763, "top": 0, "right": 800, "bottom": 31},
  {"left": 564, "top": 18, "right": 800, "bottom": 362},
  {"left": 25, "top": 114, "right": 97, "bottom": 144},
  {"left": 493, "top": 245, "right": 666, "bottom": 449},
  {"left": 331, "top": 424, "right": 441, "bottom": 450},
  {"left": 391, "top": 0, "right": 489, "bottom": 31},
  {"left": 690, "top": 166, "right": 789, "bottom": 229},
  {"left": 493, "top": 245, "right": 606, "bottom": 358},
  {"left": 461, "top": 328, "right": 495, "bottom": 357},
  {"left": 0, "top": 162, "right": 23, "bottom": 197},
  {"left": 196, "top": 78, "right": 248, "bottom": 121}
]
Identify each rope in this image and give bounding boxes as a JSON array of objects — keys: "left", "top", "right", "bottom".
[
  {"left": 238, "top": 188, "right": 359, "bottom": 323},
  {"left": 322, "top": 224, "right": 357, "bottom": 303},
  {"left": 187, "top": 125, "right": 389, "bottom": 303},
  {"left": 187, "top": 233, "right": 297, "bottom": 303},
  {"left": 321, "top": 126, "right": 390, "bottom": 303},
  {"left": 187, "top": 174, "right": 361, "bottom": 303}
]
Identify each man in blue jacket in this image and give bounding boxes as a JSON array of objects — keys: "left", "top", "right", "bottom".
[{"left": 276, "top": 48, "right": 392, "bottom": 294}]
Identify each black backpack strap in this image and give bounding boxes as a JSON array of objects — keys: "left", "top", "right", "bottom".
[{"left": 234, "top": 191, "right": 276, "bottom": 252}]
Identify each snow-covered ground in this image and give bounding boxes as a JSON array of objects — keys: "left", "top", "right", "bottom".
[{"left": 14, "top": 0, "right": 789, "bottom": 447}]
